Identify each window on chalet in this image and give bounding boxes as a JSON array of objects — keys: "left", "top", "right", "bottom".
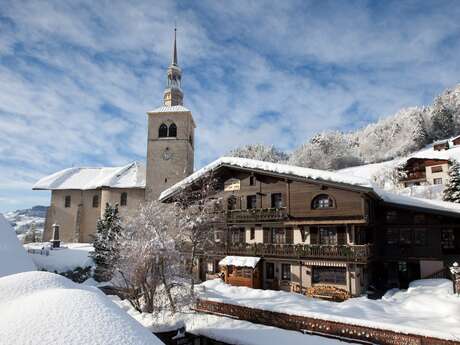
[
  {"left": 92, "top": 195, "right": 99, "bottom": 208},
  {"left": 281, "top": 264, "right": 291, "bottom": 281},
  {"left": 271, "top": 193, "right": 283, "bottom": 208},
  {"left": 158, "top": 124, "right": 168, "bottom": 138},
  {"left": 385, "top": 211, "right": 398, "bottom": 223},
  {"left": 312, "top": 267, "right": 346, "bottom": 285},
  {"left": 214, "top": 230, "right": 224, "bottom": 242},
  {"left": 265, "top": 228, "right": 293, "bottom": 244},
  {"left": 319, "top": 227, "right": 337, "bottom": 245},
  {"left": 64, "top": 195, "right": 71, "bottom": 208},
  {"left": 311, "top": 194, "right": 334, "bottom": 209},
  {"left": 433, "top": 178, "right": 443, "bottom": 185},
  {"left": 250, "top": 227, "right": 255, "bottom": 240},
  {"left": 386, "top": 228, "right": 399, "bottom": 245},
  {"left": 246, "top": 195, "right": 257, "bottom": 209},
  {"left": 207, "top": 261, "right": 214, "bottom": 273},
  {"left": 441, "top": 229, "right": 455, "bottom": 250},
  {"left": 414, "top": 214, "right": 426, "bottom": 224},
  {"left": 168, "top": 123, "right": 177, "bottom": 137},
  {"left": 266, "top": 262, "right": 275, "bottom": 280},
  {"left": 399, "top": 228, "right": 412, "bottom": 245},
  {"left": 120, "top": 192, "right": 128, "bottom": 206},
  {"left": 231, "top": 228, "right": 245, "bottom": 244},
  {"left": 431, "top": 166, "right": 443, "bottom": 173},
  {"left": 249, "top": 176, "right": 255, "bottom": 186},
  {"left": 227, "top": 195, "right": 237, "bottom": 210},
  {"left": 414, "top": 228, "right": 427, "bottom": 246}
]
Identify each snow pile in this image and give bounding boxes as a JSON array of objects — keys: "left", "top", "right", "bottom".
[
  {"left": 219, "top": 256, "right": 261, "bottom": 268},
  {"left": 198, "top": 279, "right": 460, "bottom": 340},
  {"left": 0, "top": 271, "right": 163, "bottom": 345},
  {"left": 33, "top": 161, "right": 145, "bottom": 190},
  {"left": 110, "top": 296, "right": 357, "bottom": 345},
  {"left": 160, "top": 156, "right": 372, "bottom": 200},
  {"left": 23, "top": 242, "right": 94, "bottom": 272},
  {"left": 0, "top": 214, "right": 36, "bottom": 278}
]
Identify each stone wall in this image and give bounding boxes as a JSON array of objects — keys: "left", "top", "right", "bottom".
[{"left": 195, "top": 299, "right": 459, "bottom": 345}]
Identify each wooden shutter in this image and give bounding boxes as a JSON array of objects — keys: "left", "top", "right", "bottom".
[
  {"left": 310, "top": 226, "right": 318, "bottom": 244},
  {"left": 286, "top": 228, "right": 293, "bottom": 244},
  {"left": 263, "top": 228, "right": 270, "bottom": 243}
]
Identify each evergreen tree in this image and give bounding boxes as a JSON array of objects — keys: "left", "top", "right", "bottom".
[
  {"left": 443, "top": 160, "right": 460, "bottom": 203},
  {"left": 91, "top": 203, "right": 122, "bottom": 282}
]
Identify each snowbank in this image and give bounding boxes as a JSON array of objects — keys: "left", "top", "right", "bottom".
[
  {"left": 198, "top": 279, "right": 460, "bottom": 341},
  {"left": 110, "top": 296, "right": 357, "bottom": 345},
  {"left": 219, "top": 256, "right": 261, "bottom": 268},
  {"left": 0, "top": 214, "right": 36, "bottom": 277},
  {"left": 33, "top": 161, "right": 145, "bottom": 190},
  {"left": 24, "top": 242, "right": 94, "bottom": 272},
  {"left": 0, "top": 271, "right": 163, "bottom": 345}
]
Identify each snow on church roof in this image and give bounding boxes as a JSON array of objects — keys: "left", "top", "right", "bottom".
[
  {"left": 159, "top": 156, "right": 373, "bottom": 201},
  {"left": 148, "top": 105, "right": 191, "bottom": 113},
  {"left": 33, "top": 162, "right": 146, "bottom": 191}
]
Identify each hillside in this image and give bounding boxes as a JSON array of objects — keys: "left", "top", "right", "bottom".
[
  {"left": 230, "top": 84, "right": 460, "bottom": 171},
  {"left": 4, "top": 206, "right": 47, "bottom": 242}
]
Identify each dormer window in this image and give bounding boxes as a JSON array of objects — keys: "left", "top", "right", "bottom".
[
  {"left": 168, "top": 123, "right": 177, "bottom": 137},
  {"left": 312, "top": 194, "right": 334, "bottom": 209},
  {"left": 159, "top": 124, "right": 168, "bottom": 138}
]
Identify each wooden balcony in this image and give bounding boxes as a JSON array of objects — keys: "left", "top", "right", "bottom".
[
  {"left": 226, "top": 207, "right": 288, "bottom": 223},
  {"left": 401, "top": 171, "right": 426, "bottom": 181},
  {"left": 207, "top": 242, "right": 373, "bottom": 262}
]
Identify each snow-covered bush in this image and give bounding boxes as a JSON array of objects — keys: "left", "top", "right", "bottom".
[{"left": 229, "top": 144, "right": 289, "bottom": 163}]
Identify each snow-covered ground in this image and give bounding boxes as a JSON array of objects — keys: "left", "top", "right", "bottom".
[
  {"left": 0, "top": 214, "right": 36, "bottom": 278},
  {"left": 111, "top": 296, "right": 358, "bottom": 345},
  {"left": 23, "top": 242, "right": 94, "bottom": 272},
  {"left": 198, "top": 279, "right": 460, "bottom": 341},
  {"left": 0, "top": 271, "right": 163, "bottom": 345}
]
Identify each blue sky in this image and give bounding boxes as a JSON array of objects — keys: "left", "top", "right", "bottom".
[{"left": 1, "top": 0, "right": 460, "bottom": 212}]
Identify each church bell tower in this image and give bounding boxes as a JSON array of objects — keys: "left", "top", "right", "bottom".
[{"left": 145, "top": 28, "right": 195, "bottom": 201}]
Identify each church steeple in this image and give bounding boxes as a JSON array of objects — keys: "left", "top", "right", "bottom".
[{"left": 163, "top": 27, "right": 183, "bottom": 106}]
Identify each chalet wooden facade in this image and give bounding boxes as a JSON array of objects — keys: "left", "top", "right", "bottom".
[{"left": 161, "top": 158, "right": 460, "bottom": 299}]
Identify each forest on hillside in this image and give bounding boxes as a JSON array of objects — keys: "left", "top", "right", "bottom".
[{"left": 230, "top": 84, "right": 460, "bottom": 170}]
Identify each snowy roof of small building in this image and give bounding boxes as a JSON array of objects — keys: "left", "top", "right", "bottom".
[
  {"left": 159, "top": 157, "right": 373, "bottom": 201},
  {"left": 33, "top": 161, "right": 146, "bottom": 191},
  {"left": 219, "top": 256, "right": 261, "bottom": 268},
  {"left": 148, "top": 105, "right": 191, "bottom": 113}
]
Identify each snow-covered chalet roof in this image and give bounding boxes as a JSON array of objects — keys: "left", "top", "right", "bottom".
[
  {"left": 160, "top": 156, "right": 460, "bottom": 217},
  {"left": 219, "top": 256, "right": 261, "bottom": 268},
  {"left": 148, "top": 105, "right": 191, "bottom": 113},
  {"left": 33, "top": 161, "right": 145, "bottom": 191},
  {"left": 159, "top": 157, "right": 373, "bottom": 201}
]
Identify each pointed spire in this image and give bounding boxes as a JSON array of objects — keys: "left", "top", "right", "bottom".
[{"left": 172, "top": 27, "right": 178, "bottom": 66}]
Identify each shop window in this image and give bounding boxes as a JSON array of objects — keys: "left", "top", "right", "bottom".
[
  {"left": 266, "top": 262, "right": 275, "bottom": 280},
  {"left": 312, "top": 267, "right": 346, "bottom": 285},
  {"left": 281, "top": 264, "right": 291, "bottom": 281}
]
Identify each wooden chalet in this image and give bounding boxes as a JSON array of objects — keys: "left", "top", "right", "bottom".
[{"left": 160, "top": 157, "right": 460, "bottom": 300}]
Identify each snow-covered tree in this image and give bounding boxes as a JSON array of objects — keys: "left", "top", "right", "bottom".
[
  {"left": 229, "top": 144, "right": 289, "bottom": 163},
  {"left": 91, "top": 203, "right": 122, "bottom": 282},
  {"left": 443, "top": 160, "right": 460, "bottom": 203},
  {"left": 116, "top": 201, "right": 185, "bottom": 313},
  {"left": 430, "top": 100, "right": 455, "bottom": 141},
  {"left": 175, "top": 173, "right": 225, "bottom": 295},
  {"left": 370, "top": 165, "right": 406, "bottom": 191},
  {"left": 23, "top": 222, "right": 38, "bottom": 244}
]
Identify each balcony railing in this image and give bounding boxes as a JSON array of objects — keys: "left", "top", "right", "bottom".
[
  {"left": 206, "top": 242, "right": 373, "bottom": 262},
  {"left": 226, "top": 207, "right": 288, "bottom": 223},
  {"left": 401, "top": 171, "right": 426, "bottom": 181}
]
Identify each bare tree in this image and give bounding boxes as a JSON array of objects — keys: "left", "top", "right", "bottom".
[
  {"left": 116, "top": 201, "right": 184, "bottom": 314},
  {"left": 174, "top": 173, "right": 225, "bottom": 295}
]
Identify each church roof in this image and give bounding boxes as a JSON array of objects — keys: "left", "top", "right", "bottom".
[
  {"left": 148, "top": 105, "right": 191, "bottom": 113},
  {"left": 33, "top": 161, "right": 146, "bottom": 191}
]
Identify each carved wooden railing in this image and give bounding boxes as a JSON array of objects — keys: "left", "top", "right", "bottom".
[
  {"left": 226, "top": 207, "right": 288, "bottom": 223},
  {"left": 203, "top": 242, "right": 373, "bottom": 262}
]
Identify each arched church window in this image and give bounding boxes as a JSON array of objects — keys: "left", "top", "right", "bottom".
[
  {"left": 168, "top": 123, "right": 177, "bottom": 137},
  {"left": 120, "top": 192, "right": 128, "bottom": 207},
  {"left": 159, "top": 124, "right": 168, "bottom": 138},
  {"left": 311, "top": 194, "right": 334, "bottom": 209}
]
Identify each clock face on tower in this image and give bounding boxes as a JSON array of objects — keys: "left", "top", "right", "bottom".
[{"left": 162, "top": 147, "right": 173, "bottom": 161}]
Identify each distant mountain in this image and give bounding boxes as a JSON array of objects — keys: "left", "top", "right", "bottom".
[{"left": 4, "top": 206, "right": 47, "bottom": 241}]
